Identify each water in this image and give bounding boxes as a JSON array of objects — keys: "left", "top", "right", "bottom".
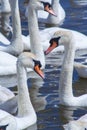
[{"left": 1, "top": 0, "right": 87, "bottom": 130}]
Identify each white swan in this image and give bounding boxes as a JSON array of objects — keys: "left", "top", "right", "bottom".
[
  {"left": 0, "top": 0, "right": 24, "bottom": 56},
  {"left": 25, "top": 0, "right": 65, "bottom": 25},
  {"left": 0, "top": 0, "right": 57, "bottom": 77},
  {"left": 74, "top": 60, "right": 87, "bottom": 78},
  {"left": 0, "top": 85, "right": 15, "bottom": 104},
  {"left": 0, "top": 52, "right": 44, "bottom": 129},
  {"left": 45, "top": 30, "right": 87, "bottom": 107},
  {"left": 64, "top": 114, "right": 87, "bottom": 130}
]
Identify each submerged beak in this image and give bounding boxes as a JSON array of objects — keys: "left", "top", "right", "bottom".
[
  {"left": 44, "top": 41, "right": 58, "bottom": 55},
  {"left": 45, "top": 6, "right": 57, "bottom": 17},
  {"left": 34, "top": 65, "right": 44, "bottom": 79}
]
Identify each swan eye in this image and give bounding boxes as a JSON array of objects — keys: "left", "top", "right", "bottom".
[{"left": 33, "top": 59, "right": 42, "bottom": 68}]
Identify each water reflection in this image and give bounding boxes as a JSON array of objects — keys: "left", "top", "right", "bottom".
[
  {"left": 25, "top": 123, "right": 37, "bottom": 130},
  {"left": 29, "top": 77, "right": 47, "bottom": 112}
]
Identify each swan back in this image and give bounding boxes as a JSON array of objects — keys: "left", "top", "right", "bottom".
[
  {"left": 0, "top": 110, "right": 17, "bottom": 130},
  {"left": 64, "top": 120, "right": 87, "bottom": 130}
]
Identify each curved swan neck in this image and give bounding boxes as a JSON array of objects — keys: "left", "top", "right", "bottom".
[
  {"left": 9, "top": 0, "right": 22, "bottom": 39},
  {"left": 27, "top": 3, "right": 45, "bottom": 68},
  {"left": 17, "top": 61, "right": 35, "bottom": 116},
  {"left": 47, "top": 0, "right": 59, "bottom": 23},
  {"left": 59, "top": 40, "right": 75, "bottom": 100}
]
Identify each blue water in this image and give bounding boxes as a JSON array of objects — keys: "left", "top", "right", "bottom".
[{"left": 1, "top": 0, "right": 87, "bottom": 130}]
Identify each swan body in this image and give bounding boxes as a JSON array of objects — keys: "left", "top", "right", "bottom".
[
  {"left": 0, "top": 52, "right": 44, "bottom": 129},
  {"left": 0, "top": 96, "right": 17, "bottom": 115},
  {"left": 64, "top": 114, "right": 87, "bottom": 130},
  {"left": 0, "top": 85, "right": 15, "bottom": 104},
  {"left": 25, "top": 0, "right": 66, "bottom": 25},
  {"left": 1, "top": 27, "right": 87, "bottom": 53},
  {"left": 74, "top": 61, "right": 87, "bottom": 78},
  {"left": 45, "top": 30, "right": 87, "bottom": 107}
]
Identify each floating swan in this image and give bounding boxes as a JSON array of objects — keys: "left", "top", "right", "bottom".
[
  {"left": 64, "top": 114, "right": 87, "bottom": 130},
  {"left": 45, "top": 30, "right": 87, "bottom": 107},
  {"left": 74, "top": 61, "right": 87, "bottom": 78},
  {"left": 0, "top": 85, "right": 15, "bottom": 104},
  {"left": 0, "top": 0, "right": 56, "bottom": 76},
  {"left": 0, "top": 0, "right": 24, "bottom": 56},
  {"left": 0, "top": 52, "right": 44, "bottom": 129},
  {"left": 25, "top": 0, "right": 65, "bottom": 25}
]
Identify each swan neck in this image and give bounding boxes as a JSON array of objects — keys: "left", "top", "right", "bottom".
[
  {"left": 1, "top": 0, "right": 11, "bottom": 13},
  {"left": 17, "top": 62, "right": 34, "bottom": 116},
  {"left": 9, "top": 0, "right": 22, "bottom": 39},
  {"left": 59, "top": 41, "right": 75, "bottom": 101},
  {"left": 27, "top": 5, "right": 45, "bottom": 68}
]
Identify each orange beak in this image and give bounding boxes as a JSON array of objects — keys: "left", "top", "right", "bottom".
[
  {"left": 44, "top": 6, "right": 57, "bottom": 17},
  {"left": 34, "top": 65, "right": 44, "bottom": 79},
  {"left": 44, "top": 41, "right": 58, "bottom": 55}
]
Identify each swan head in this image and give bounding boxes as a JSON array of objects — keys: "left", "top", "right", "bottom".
[
  {"left": 17, "top": 52, "right": 44, "bottom": 79},
  {"left": 44, "top": 30, "right": 73, "bottom": 55},
  {"left": 63, "top": 120, "right": 87, "bottom": 130},
  {"left": 25, "top": 0, "right": 56, "bottom": 16}
]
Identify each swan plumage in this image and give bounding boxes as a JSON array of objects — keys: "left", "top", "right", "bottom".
[
  {"left": 0, "top": 52, "right": 44, "bottom": 129},
  {"left": 74, "top": 61, "right": 87, "bottom": 78},
  {"left": 0, "top": 0, "right": 56, "bottom": 76},
  {"left": 64, "top": 114, "right": 87, "bottom": 130},
  {"left": 0, "top": 85, "right": 15, "bottom": 104},
  {"left": 25, "top": 0, "right": 66, "bottom": 25},
  {"left": 45, "top": 30, "right": 87, "bottom": 107}
]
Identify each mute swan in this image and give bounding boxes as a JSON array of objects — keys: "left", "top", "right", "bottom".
[
  {"left": 0, "top": 0, "right": 56, "bottom": 56},
  {"left": 64, "top": 114, "right": 87, "bottom": 130},
  {"left": 74, "top": 61, "right": 87, "bottom": 78},
  {"left": 0, "top": 85, "right": 15, "bottom": 104},
  {"left": 45, "top": 30, "right": 87, "bottom": 107},
  {"left": 0, "top": 0, "right": 56, "bottom": 76},
  {"left": 0, "top": 0, "right": 24, "bottom": 56},
  {"left": 0, "top": 52, "right": 44, "bottom": 129},
  {"left": 25, "top": 0, "right": 65, "bottom": 25}
]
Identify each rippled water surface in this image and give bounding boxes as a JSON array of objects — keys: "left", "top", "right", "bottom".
[{"left": 1, "top": 0, "right": 87, "bottom": 130}]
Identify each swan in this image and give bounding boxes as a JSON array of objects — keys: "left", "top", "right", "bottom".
[
  {"left": 0, "top": 0, "right": 56, "bottom": 56},
  {"left": 64, "top": 114, "right": 87, "bottom": 130},
  {"left": 26, "top": 0, "right": 56, "bottom": 68},
  {"left": 0, "top": 52, "right": 44, "bottom": 129},
  {"left": 45, "top": 30, "right": 87, "bottom": 107},
  {"left": 25, "top": 0, "right": 65, "bottom": 25},
  {"left": 0, "top": 0, "right": 56, "bottom": 76},
  {"left": 0, "top": 85, "right": 15, "bottom": 104},
  {"left": 0, "top": 0, "right": 24, "bottom": 56},
  {"left": 74, "top": 61, "right": 87, "bottom": 78}
]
